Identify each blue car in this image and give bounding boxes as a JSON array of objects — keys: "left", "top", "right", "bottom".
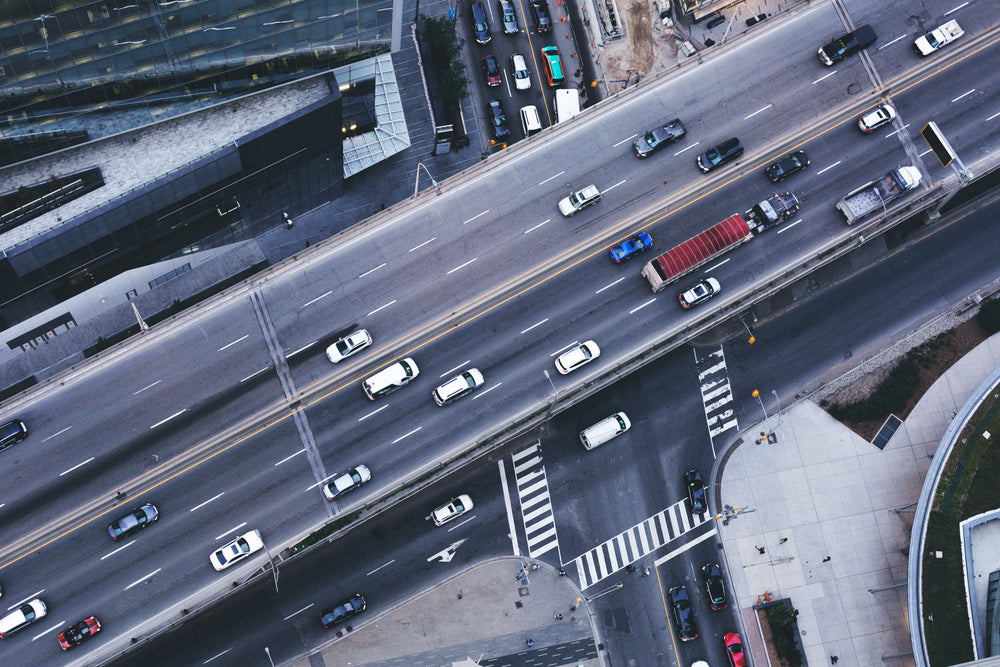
[{"left": 610, "top": 232, "right": 652, "bottom": 263}]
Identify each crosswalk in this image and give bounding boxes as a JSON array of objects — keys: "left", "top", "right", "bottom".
[
  {"left": 571, "top": 499, "right": 712, "bottom": 589},
  {"left": 511, "top": 443, "right": 560, "bottom": 559},
  {"left": 695, "top": 346, "right": 739, "bottom": 440}
]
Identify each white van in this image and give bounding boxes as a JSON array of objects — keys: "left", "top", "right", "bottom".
[
  {"left": 361, "top": 358, "right": 419, "bottom": 400},
  {"left": 554, "top": 88, "right": 581, "bottom": 123},
  {"left": 579, "top": 412, "right": 631, "bottom": 450},
  {"left": 0, "top": 598, "right": 47, "bottom": 638},
  {"left": 520, "top": 105, "right": 542, "bottom": 137}
]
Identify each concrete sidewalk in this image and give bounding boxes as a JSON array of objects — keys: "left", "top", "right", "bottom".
[
  {"left": 290, "top": 557, "right": 602, "bottom": 667},
  {"left": 713, "top": 331, "right": 1000, "bottom": 666}
]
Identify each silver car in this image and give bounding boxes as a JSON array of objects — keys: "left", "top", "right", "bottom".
[
  {"left": 498, "top": 0, "right": 518, "bottom": 34},
  {"left": 326, "top": 329, "right": 373, "bottom": 363}
]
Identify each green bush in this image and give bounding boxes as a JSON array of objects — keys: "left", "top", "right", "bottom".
[
  {"left": 765, "top": 600, "right": 803, "bottom": 666},
  {"left": 978, "top": 298, "right": 1000, "bottom": 336},
  {"left": 419, "top": 15, "right": 468, "bottom": 108},
  {"left": 828, "top": 356, "right": 920, "bottom": 422}
]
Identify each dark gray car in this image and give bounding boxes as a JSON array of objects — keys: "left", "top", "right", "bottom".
[
  {"left": 633, "top": 119, "right": 686, "bottom": 158},
  {"left": 0, "top": 419, "right": 27, "bottom": 452}
]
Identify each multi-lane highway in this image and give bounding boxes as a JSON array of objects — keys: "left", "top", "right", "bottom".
[{"left": 1, "top": 1, "right": 999, "bottom": 664}]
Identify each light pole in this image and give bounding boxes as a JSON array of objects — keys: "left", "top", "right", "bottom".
[
  {"left": 586, "top": 581, "right": 623, "bottom": 601},
  {"left": 541, "top": 369, "right": 557, "bottom": 437},
  {"left": 264, "top": 646, "right": 275, "bottom": 667},
  {"left": 262, "top": 542, "right": 279, "bottom": 594},
  {"left": 737, "top": 313, "right": 756, "bottom": 344},
  {"left": 752, "top": 389, "right": 768, "bottom": 421},
  {"left": 414, "top": 162, "right": 440, "bottom": 197},
  {"left": 771, "top": 389, "right": 784, "bottom": 428}
]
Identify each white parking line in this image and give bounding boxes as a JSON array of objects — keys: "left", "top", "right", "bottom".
[
  {"left": 878, "top": 34, "right": 907, "bottom": 50},
  {"left": 124, "top": 568, "right": 161, "bottom": 591},
  {"left": 31, "top": 622, "right": 63, "bottom": 641},
  {"left": 462, "top": 210, "right": 490, "bottom": 225},
  {"left": 538, "top": 171, "right": 565, "bottom": 186},
  {"left": 283, "top": 604, "right": 315, "bottom": 621},
  {"left": 274, "top": 448, "right": 306, "bottom": 467},
  {"left": 613, "top": 133, "right": 638, "bottom": 148},
  {"left": 392, "top": 427, "right": 422, "bottom": 444},
  {"left": 988, "top": 111, "right": 1000, "bottom": 121},
  {"left": 674, "top": 142, "right": 700, "bottom": 155},
  {"left": 203, "top": 649, "right": 233, "bottom": 664},
  {"left": 521, "top": 318, "right": 548, "bottom": 334},
  {"left": 743, "top": 104, "right": 773, "bottom": 120},
  {"left": 367, "top": 559, "right": 396, "bottom": 576},
  {"left": 219, "top": 334, "right": 249, "bottom": 351},
  {"left": 919, "top": 148, "right": 934, "bottom": 156},
  {"left": 10, "top": 590, "right": 46, "bottom": 608},
  {"left": 604, "top": 179, "right": 627, "bottom": 192},
  {"left": 214, "top": 523, "right": 246, "bottom": 541},
  {"left": 359, "top": 404, "right": 389, "bottom": 421},
  {"left": 190, "top": 493, "right": 224, "bottom": 513},
  {"left": 150, "top": 408, "right": 187, "bottom": 429},
  {"left": 776, "top": 219, "right": 803, "bottom": 233},
  {"left": 41, "top": 425, "right": 73, "bottom": 442},
  {"left": 101, "top": 541, "right": 135, "bottom": 560},
  {"left": 705, "top": 257, "right": 731, "bottom": 272},
  {"left": 409, "top": 237, "right": 436, "bottom": 252},
  {"left": 946, "top": 2, "right": 968, "bottom": 15},
  {"left": 596, "top": 276, "right": 626, "bottom": 293},
  {"left": 240, "top": 367, "right": 268, "bottom": 383},
  {"left": 885, "top": 124, "right": 910, "bottom": 138},
  {"left": 447, "top": 258, "right": 478, "bottom": 274},
  {"left": 952, "top": 89, "right": 975, "bottom": 103},
  {"left": 366, "top": 299, "right": 396, "bottom": 317},
  {"left": 551, "top": 341, "right": 579, "bottom": 356},
  {"left": 473, "top": 383, "right": 501, "bottom": 398},
  {"left": 358, "top": 263, "right": 386, "bottom": 279},
  {"left": 59, "top": 457, "right": 94, "bottom": 477},
  {"left": 287, "top": 341, "right": 317, "bottom": 357},
  {"left": 523, "top": 219, "right": 551, "bottom": 234},
  {"left": 301, "top": 292, "right": 332, "bottom": 308},
  {"left": 812, "top": 70, "right": 837, "bottom": 84},
  {"left": 816, "top": 160, "right": 842, "bottom": 175},
  {"left": 133, "top": 381, "right": 161, "bottom": 395},
  {"left": 629, "top": 298, "right": 656, "bottom": 314},
  {"left": 440, "top": 360, "right": 472, "bottom": 377}
]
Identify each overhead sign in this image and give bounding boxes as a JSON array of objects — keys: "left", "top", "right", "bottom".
[{"left": 921, "top": 122, "right": 957, "bottom": 168}]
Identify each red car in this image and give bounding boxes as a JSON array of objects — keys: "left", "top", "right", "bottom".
[
  {"left": 725, "top": 631, "right": 746, "bottom": 667},
  {"left": 58, "top": 616, "right": 101, "bottom": 650}
]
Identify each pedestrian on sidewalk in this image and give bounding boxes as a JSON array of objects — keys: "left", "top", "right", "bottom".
[
  {"left": 823, "top": 555, "right": 832, "bottom": 562},
  {"left": 283, "top": 212, "right": 293, "bottom": 229},
  {"left": 779, "top": 537, "right": 788, "bottom": 544},
  {"left": 831, "top": 656, "right": 839, "bottom": 664},
  {"left": 641, "top": 567, "right": 650, "bottom": 577},
  {"left": 626, "top": 564, "right": 636, "bottom": 573},
  {"left": 557, "top": 568, "right": 566, "bottom": 576},
  {"left": 526, "top": 638, "right": 534, "bottom": 647},
  {"left": 756, "top": 545, "right": 766, "bottom": 554},
  {"left": 531, "top": 563, "right": 540, "bottom": 571},
  {"left": 554, "top": 612, "right": 563, "bottom": 620}
]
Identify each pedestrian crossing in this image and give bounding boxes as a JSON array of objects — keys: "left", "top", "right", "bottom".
[
  {"left": 511, "top": 443, "right": 560, "bottom": 559},
  {"left": 572, "top": 499, "right": 712, "bottom": 589},
  {"left": 695, "top": 346, "right": 739, "bottom": 440}
]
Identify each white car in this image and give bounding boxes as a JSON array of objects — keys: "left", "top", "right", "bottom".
[
  {"left": 555, "top": 340, "right": 601, "bottom": 375},
  {"left": 679, "top": 277, "right": 721, "bottom": 309},
  {"left": 362, "top": 357, "right": 419, "bottom": 400},
  {"left": 913, "top": 19, "right": 963, "bottom": 56},
  {"left": 510, "top": 53, "right": 531, "bottom": 91},
  {"left": 211, "top": 529, "right": 264, "bottom": 571},
  {"left": 433, "top": 368, "right": 485, "bottom": 406},
  {"left": 326, "top": 329, "right": 372, "bottom": 363},
  {"left": 431, "top": 494, "right": 474, "bottom": 526},
  {"left": 323, "top": 465, "right": 372, "bottom": 500},
  {"left": 857, "top": 104, "right": 896, "bottom": 133}
]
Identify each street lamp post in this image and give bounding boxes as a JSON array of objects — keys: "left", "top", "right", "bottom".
[
  {"left": 264, "top": 646, "right": 275, "bottom": 667},
  {"left": 414, "top": 162, "right": 440, "bottom": 197},
  {"left": 752, "top": 389, "right": 768, "bottom": 421},
  {"left": 771, "top": 389, "right": 784, "bottom": 428},
  {"left": 586, "top": 581, "right": 623, "bottom": 601}
]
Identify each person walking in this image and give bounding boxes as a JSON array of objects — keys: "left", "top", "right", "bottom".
[
  {"left": 283, "top": 212, "right": 293, "bottom": 229},
  {"left": 641, "top": 567, "right": 650, "bottom": 577},
  {"left": 554, "top": 612, "right": 563, "bottom": 620},
  {"left": 526, "top": 638, "right": 534, "bottom": 647}
]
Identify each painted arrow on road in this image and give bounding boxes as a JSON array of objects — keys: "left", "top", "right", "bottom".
[{"left": 427, "top": 539, "right": 467, "bottom": 563}]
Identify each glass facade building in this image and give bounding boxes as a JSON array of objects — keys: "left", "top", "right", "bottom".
[{"left": 0, "top": 0, "right": 393, "bottom": 165}]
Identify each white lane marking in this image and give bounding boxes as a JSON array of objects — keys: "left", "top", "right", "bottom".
[
  {"left": 441, "top": 360, "right": 472, "bottom": 377},
  {"left": 653, "top": 524, "right": 718, "bottom": 566},
  {"left": 124, "top": 568, "right": 162, "bottom": 591},
  {"left": 604, "top": 179, "right": 627, "bottom": 192},
  {"left": 596, "top": 276, "right": 627, "bottom": 294},
  {"left": 203, "top": 649, "right": 233, "bottom": 664},
  {"left": 190, "top": 492, "right": 225, "bottom": 512},
  {"left": 447, "top": 258, "right": 478, "bottom": 275},
  {"left": 538, "top": 171, "right": 565, "bottom": 186},
  {"left": 59, "top": 457, "right": 94, "bottom": 477},
  {"left": 777, "top": 219, "right": 803, "bottom": 233},
  {"left": 367, "top": 559, "right": 396, "bottom": 576},
  {"left": 367, "top": 299, "right": 396, "bottom": 317},
  {"left": 359, "top": 405, "right": 389, "bottom": 421},
  {"left": 240, "top": 367, "right": 269, "bottom": 383},
  {"left": 521, "top": 318, "right": 548, "bottom": 334},
  {"left": 812, "top": 71, "right": 837, "bottom": 84},
  {"left": 946, "top": 2, "right": 968, "bottom": 15},
  {"left": 952, "top": 89, "right": 975, "bottom": 103},
  {"left": 392, "top": 427, "right": 422, "bottom": 444},
  {"left": 101, "top": 541, "right": 135, "bottom": 561},
  {"left": 446, "top": 515, "right": 476, "bottom": 531},
  {"left": 41, "top": 426, "right": 73, "bottom": 442},
  {"left": 705, "top": 257, "right": 731, "bottom": 272},
  {"left": 674, "top": 141, "right": 700, "bottom": 155},
  {"left": 409, "top": 237, "right": 436, "bottom": 252},
  {"left": 878, "top": 34, "right": 907, "bottom": 50},
  {"left": 987, "top": 111, "right": 1000, "bottom": 121},
  {"left": 150, "top": 408, "right": 187, "bottom": 429},
  {"left": 629, "top": 298, "right": 656, "bottom": 314},
  {"left": 462, "top": 210, "right": 490, "bottom": 225},
  {"left": 133, "top": 381, "right": 161, "bottom": 395},
  {"left": 499, "top": 458, "right": 521, "bottom": 556},
  {"left": 743, "top": 103, "right": 773, "bottom": 120},
  {"left": 31, "top": 622, "right": 63, "bottom": 641},
  {"left": 359, "top": 263, "right": 386, "bottom": 279},
  {"left": 214, "top": 523, "right": 247, "bottom": 541},
  {"left": 287, "top": 341, "right": 317, "bottom": 357},
  {"left": 473, "top": 383, "right": 501, "bottom": 399},
  {"left": 283, "top": 604, "right": 315, "bottom": 621},
  {"left": 9, "top": 590, "right": 46, "bottom": 609},
  {"left": 551, "top": 341, "right": 579, "bottom": 357},
  {"left": 919, "top": 148, "right": 934, "bottom": 156},
  {"left": 885, "top": 123, "right": 910, "bottom": 138},
  {"left": 613, "top": 133, "right": 638, "bottom": 148},
  {"left": 524, "top": 219, "right": 551, "bottom": 234},
  {"left": 302, "top": 291, "right": 332, "bottom": 308},
  {"left": 816, "top": 160, "right": 842, "bottom": 175},
  {"left": 275, "top": 448, "right": 306, "bottom": 466}
]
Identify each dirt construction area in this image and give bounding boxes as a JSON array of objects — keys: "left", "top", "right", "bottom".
[{"left": 599, "top": 0, "right": 679, "bottom": 92}]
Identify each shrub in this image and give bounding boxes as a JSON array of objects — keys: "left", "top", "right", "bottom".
[
  {"left": 979, "top": 298, "right": 1000, "bottom": 336},
  {"left": 828, "top": 357, "right": 919, "bottom": 422}
]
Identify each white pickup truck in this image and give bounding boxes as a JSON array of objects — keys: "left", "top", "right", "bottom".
[
  {"left": 913, "top": 20, "right": 964, "bottom": 56},
  {"left": 558, "top": 184, "right": 601, "bottom": 216}
]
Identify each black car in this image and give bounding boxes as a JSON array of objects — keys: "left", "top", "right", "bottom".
[
  {"left": 320, "top": 593, "right": 366, "bottom": 628},
  {"left": 0, "top": 419, "right": 28, "bottom": 452},
  {"left": 668, "top": 586, "right": 698, "bottom": 641},
  {"left": 818, "top": 24, "right": 876, "bottom": 65},
  {"left": 765, "top": 151, "right": 809, "bottom": 182},
  {"left": 108, "top": 503, "right": 159, "bottom": 540},
  {"left": 697, "top": 137, "right": 743, "bottom": 172},
  {"left": 471, "top": 1, "right": 492, "bottom": 44},
  {"left": 685, "top": 469, "right": 706, "bottom": 514},
  {"left": 488, "top": 100, "right": 510, "bottom": 140},
  {"left": 701, "top": 562, "right": 728, "bottom": 610},
  {"left": 528, "top": 0, "right": 552, "bottom": 33},
  {"left": 632, "top": 119, "right": 686, "bottom": 158}
]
